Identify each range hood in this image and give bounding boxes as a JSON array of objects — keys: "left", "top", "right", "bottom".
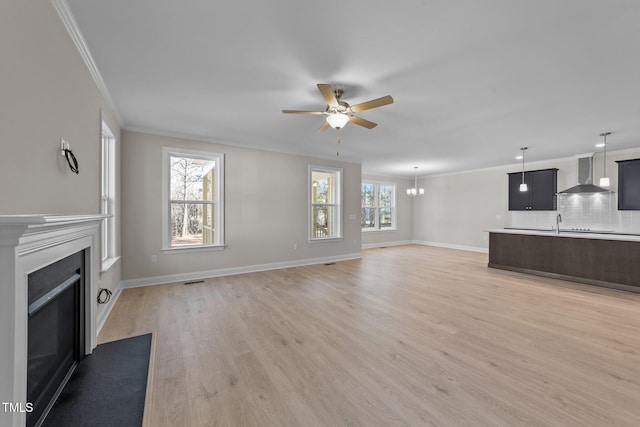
[{"left": 558, "top": 154, "right": 613, "bottom": 194}]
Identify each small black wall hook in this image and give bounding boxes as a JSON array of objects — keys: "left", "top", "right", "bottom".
[{"left": 64, "top": 148, "right": 79, "bottom": 174}]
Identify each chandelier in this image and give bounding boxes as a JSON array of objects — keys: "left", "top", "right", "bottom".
[{"left": 406, "top": 166, "right": 424, "bottom": 196}]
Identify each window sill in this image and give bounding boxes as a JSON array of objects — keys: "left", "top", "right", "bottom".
[
  {"left": 101, "top": 256, "right": 121, "bottom": 273},
  {"left": 309, "top": 237, "right": 343, "bottom": 243},
  {"left": 362, "top": 228, "right": 397, "bottom": 233},
  {"left": 162, "top": 244, "right": 226, "bottom": 254}
]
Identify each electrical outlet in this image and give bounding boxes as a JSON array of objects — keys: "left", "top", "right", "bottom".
[{"left": 151, "top": 255, "right": 158, "bottom": 263}]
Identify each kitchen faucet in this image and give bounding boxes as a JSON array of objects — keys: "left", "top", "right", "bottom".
[{"left": 556, "top": 213, "right": 562, "bottom": 234}]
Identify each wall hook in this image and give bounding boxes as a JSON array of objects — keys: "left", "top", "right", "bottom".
[{"left": 60, "top": 138, "right": 79, "bottom": 174}]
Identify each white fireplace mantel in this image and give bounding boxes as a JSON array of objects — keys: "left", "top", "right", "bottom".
[{"left": 0, "top": 214, "right": 104, "bottom": 427}]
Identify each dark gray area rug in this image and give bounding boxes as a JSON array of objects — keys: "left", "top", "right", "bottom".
[{"left": 43, "top": 333, "right": 152, "bottom": 427}]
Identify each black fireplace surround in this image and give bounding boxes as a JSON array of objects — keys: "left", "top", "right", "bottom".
[{"left": 26, "top": 250, "right": 86, "bottom": 427}]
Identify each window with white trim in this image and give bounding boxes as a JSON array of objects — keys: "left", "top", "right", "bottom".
[
  {"left": 100, "top": 118, "right": 118, "bottom": 270},
  {"left": 361, "top": 182, "right": 396, "bottom": 231},
  {"left": 310, "top": 166, "right": 342, "bottom": 240},
  {"left": 163, "top": 148, "right": 224, "bottom": 249}
]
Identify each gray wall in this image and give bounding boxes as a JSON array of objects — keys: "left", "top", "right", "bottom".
[
  {"left": 413, "top": 166, "right": 510, "bottom": 251},
  {"left": 0, "top": 0, "right": 121, "bottom": 318},
  {"left": 121, "top": 131, "right": 362, "bottom": 283}
]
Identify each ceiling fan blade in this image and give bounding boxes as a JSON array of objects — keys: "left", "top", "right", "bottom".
[
  {"left": 317, "top": 84, "right": 339, "bottom": 107},
  {"left": 282, "top": 110, "right": 325, "bottom": 114},
  {"left": 350, "top": 95, "right": 394, "bottom": 113},
  {"left": 317, "top": 120, "right": 330, "bottom": 132},
  {"left": 349, "top": 115, "right": 377, "bottom": 129}
]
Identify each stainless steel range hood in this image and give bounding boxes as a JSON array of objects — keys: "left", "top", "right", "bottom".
[{"left": 558, "top": 154, "right": 613, "bottom": 194}]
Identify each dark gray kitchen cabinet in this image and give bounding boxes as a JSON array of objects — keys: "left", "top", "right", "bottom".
[
  {"left": 617, "top": 158, "right": 640, "bottom": 210},
  {"left": 508, "top": 168, "right": 558, "bottom": 211}
]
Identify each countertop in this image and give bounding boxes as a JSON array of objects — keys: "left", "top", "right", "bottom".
[{"left": 485, "top": 228, "right": 640, "bottom": 242}]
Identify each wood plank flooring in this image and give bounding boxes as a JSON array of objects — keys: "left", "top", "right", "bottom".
[{"left": 98, "top": 245, "right": 640, "bottom": 426}]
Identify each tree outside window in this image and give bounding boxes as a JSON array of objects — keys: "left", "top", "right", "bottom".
[
  {"left": 310, "top": 166, "right": 342, "bottom": 240},
  {"left": 361, "top": 182, "right": 396, "bottom": 231},
  {"left": 164, "top": 148, "right": 224, "bottom": 249}
]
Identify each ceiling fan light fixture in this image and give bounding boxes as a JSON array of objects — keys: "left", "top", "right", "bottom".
[
  {"left": 326, "top": 113, "right": 349, "bottom": 129},
  {"left": 283, "top": 84, "right": 393, "bottom": 131}
]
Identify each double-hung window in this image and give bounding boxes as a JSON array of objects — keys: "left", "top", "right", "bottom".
[
  {"left": 100, "top": 117, "right": 118, "bottom": 270},
  {"left": 310, "top": 166, "right": 342, "bottom": 240},
  {"left": 361, "top": 182, "right": 396, "bottom": 231},
  {"left": 163, "top": 148, "right": 224, "bottom": 250}
]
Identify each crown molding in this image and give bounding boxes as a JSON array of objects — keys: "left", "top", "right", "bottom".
[
  {"left": 50, "top": 0, "right": 123, "bottom": 127},
  {"left": 122, "top": 126, "right": 363, "bottom": 166}
]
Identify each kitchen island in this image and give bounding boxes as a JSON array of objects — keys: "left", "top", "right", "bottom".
[{"left": 487, "top": 228, "right": 640, "bottom": 293}]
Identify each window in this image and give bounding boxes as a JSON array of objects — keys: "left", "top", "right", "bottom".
[
  {"left": 163, "top": 148, "right": 224, "bottom": 250},
  {"left": 100, "top": 117, "right": 118, "bottom": 270},
  {"left": 361, "top": 182, "right": 396, "bottom": 231},
  {"left": 310, "top": 166, "right": 342, "bottom": 240}
]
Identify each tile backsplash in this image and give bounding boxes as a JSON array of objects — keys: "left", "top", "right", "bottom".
[{"left": 511, "top": 193, "right": 640, "bottom": 233}]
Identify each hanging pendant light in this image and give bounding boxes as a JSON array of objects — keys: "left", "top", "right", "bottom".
[
  {"left": 519, "top": 147, "right": 528, "bottom": 192},
  {"left": 599, "top": 132, "right": 611, "bottom": 187},
  {"left": 406, "top": 166, "right": 425, "bottom": 196}
]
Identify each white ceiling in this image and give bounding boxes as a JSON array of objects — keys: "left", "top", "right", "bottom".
[{"left": 65, "top": 0, "right": 640, "bottom": 177}]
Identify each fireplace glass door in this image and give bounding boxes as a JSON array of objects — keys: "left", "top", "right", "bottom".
[{"left": 26, "top": 251, "right": 85, "bottom": 427}]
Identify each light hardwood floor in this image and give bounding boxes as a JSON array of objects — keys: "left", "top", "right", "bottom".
[{"left": 99, "top": 245, "right": 640, "bottom": 426}]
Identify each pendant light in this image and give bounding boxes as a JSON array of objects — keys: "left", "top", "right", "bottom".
[
  {"left": 406, "top": 166, "right": 425, "bottom": 196},
  {"left": 519, "top": 147, "right": 528, "bottom": 192},
  {"left": 599, "top": 132, "right": 611, "bottom": 187}
]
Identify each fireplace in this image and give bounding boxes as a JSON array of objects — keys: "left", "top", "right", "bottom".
[
  {"left": 26, "top": 251, "right": 86, "bottom": 427},
  {"left": 0, "top": 215, "right": 103, "bottom": 427}
]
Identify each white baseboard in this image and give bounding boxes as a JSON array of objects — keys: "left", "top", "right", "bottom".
[
  {"left": 412, "top": 240, "right": 488, "bottom": 254},
  {"left": 96, "top": 283, "right": 123, "bottom": 335},
  {"left": 362, "top": 240, "right": 413, "bottom": 249},
  {"left": 120, "top": 252, "right": 363, "bottom": 289}
]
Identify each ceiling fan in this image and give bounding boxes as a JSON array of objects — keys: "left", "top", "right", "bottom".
[{"left": 283, "top": 83, "right": 394, "bottom": 131}]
